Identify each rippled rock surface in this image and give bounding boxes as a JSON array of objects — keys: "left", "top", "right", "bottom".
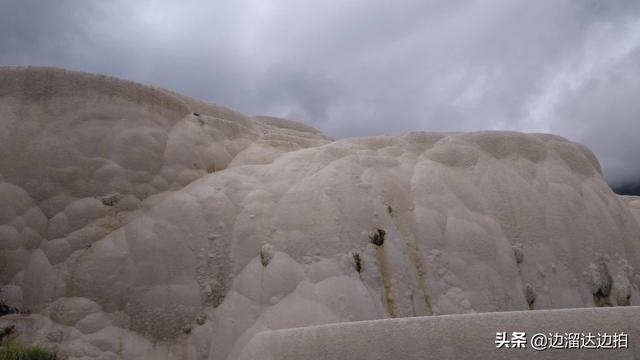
[{"left": 1, "top": 67, "right": 639, "bottom": 359}]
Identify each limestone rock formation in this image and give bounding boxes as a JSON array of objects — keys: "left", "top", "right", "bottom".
[
  {"left": 238, "top": 307, "right": 640, "bottom": 360},
  {"left": 1, "top": 67, "right": 639, "bottom": 359}
]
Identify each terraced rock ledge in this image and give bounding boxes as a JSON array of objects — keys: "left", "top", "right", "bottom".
[
  {"left": 239, "top": 306, "right": 640, "bottom": 360},
  {"left": 1, "top": 67, "right": 639, "bottom": 359}
]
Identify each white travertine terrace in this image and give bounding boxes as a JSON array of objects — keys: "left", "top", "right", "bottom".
[
  {"left": 238, "top": 306, "right": 640, "bottom": 360},
  {"left": 0, "top": 67, "right": 639, "bottom": 359}
]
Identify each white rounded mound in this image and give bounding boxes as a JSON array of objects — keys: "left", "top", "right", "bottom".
[{"left": 1, "top": 67, "right": 639, "bottom": 360}]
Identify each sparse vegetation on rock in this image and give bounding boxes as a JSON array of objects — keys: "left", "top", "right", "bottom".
[
  {"left": 369, "top": 229, "right": 386, "bottom": 246},
  {"left": 0, "top": 345, "right": 56, "bottom": 360}
]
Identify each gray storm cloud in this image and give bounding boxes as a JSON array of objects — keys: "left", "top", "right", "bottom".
[{"left": 1, "top": 0, "right": 640, "bottom": 185}]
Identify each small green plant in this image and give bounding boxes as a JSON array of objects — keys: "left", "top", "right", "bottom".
[{"left": 0, "top": 344, "right": 56, "bottom": 360}]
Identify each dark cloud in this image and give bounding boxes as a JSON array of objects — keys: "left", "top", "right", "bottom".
[
  {"left": 254, "top": 66, "right": 342, "bottom": 123},
  {"left": 1, "top": 0, "right": 640, "bottom": 185}
]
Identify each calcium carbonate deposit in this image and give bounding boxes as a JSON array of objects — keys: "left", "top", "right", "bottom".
[{"left": 1, "top": 67, "right": 639, "bottom": 359}]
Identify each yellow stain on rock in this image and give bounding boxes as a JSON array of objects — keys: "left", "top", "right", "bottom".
[{"left": 375, "top": 244, "right": 397, "bottom": 318}]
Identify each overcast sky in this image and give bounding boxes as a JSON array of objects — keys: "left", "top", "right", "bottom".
[{"left": 1, "top": 0, "right": 640, "bottom": 186}]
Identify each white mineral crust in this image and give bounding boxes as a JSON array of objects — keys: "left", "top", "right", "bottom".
[{"left": 1, "top": 67, "right": 639, "bottom": 359}]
